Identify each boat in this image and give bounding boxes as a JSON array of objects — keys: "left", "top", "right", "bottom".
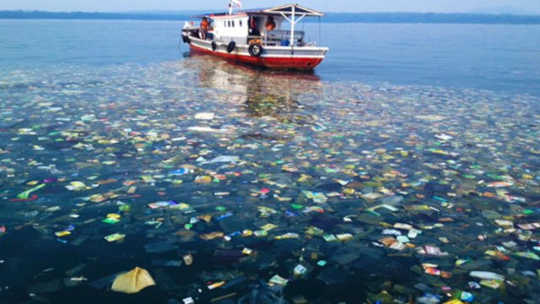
[{"left": 181, "top": 2, "right": 329, "bottom": 70}]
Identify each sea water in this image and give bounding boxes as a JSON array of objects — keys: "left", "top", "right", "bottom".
[
  {"left": 1, "top": 20, "right": 540, "bottom": 95},
  {"left": 0, "top": 20, "right": 539, "bottom": 303}
]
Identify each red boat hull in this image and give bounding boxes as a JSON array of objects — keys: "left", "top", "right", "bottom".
[{"left": 190, "top": 44, "right": 323, "bottom": 70}]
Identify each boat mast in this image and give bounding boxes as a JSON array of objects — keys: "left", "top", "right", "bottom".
[
  {"left": 290, "top": 5, "right": 295, "bottom": 47},
  {"left": 228, "top": 0, "right": 241, "bottom": 15},
  {"left": 280, "top": 5, "right": 306, "bottom": 49}
]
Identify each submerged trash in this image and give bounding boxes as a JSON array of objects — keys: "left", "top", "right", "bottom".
[
  {"left": 183, "top": 254, "right": 193, "bottom": 266},
  {"left": 104, "top": 233, "right": 126, "bottom": 242},
  {"left": 194, "top": 112, "right": 215, "bottom": 120},
  {"left": 469, "top": 271, "right": 504, "bottom": 281}
]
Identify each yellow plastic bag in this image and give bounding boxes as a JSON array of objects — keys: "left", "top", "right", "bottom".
[{"left": 111, "top": 267, "right": 156, "bottom": 294}]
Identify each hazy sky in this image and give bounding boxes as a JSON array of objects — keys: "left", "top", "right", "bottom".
[{"left": 1, "top": 0, "right": 540, "bottom": 14}]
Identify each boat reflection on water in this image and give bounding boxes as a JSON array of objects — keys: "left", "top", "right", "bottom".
[{"left": 184, "top": 53, "right": 324, "bottom": 122}]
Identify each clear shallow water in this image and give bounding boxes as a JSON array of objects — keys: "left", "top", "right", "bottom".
[{"left": 0, "top": 20, "right": 539, "bottom": 304}]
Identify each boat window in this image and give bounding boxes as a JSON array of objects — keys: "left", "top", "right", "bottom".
[
  {"left": 228, "top": 21, "right": 231, "bottom": 27},
  {"left": 239, "top": 20, "right": 242, "bottom": 26},
  {"left": 224, "top": 21, "right": 226, "bottom": 27},
  {"left": 232, "top": 21, "right": 235, "bottom": 27}
]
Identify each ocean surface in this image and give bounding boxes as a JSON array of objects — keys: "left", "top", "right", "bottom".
[
  {"left": 1, "top": 20, "right": 540, "bottom": 96},
  {"left": 0, "top": 20, "right": 539, "bottom": 304}
]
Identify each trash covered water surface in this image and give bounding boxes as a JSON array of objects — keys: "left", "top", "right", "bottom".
[{"left": 0, "top": 56, "right": 539, "bottom": 304}]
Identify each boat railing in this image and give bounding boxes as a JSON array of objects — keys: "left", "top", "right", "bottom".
[
  {"left": 212, "top": 31, "right": 315, "bottom": 47},
  {"left": 263, "top": 30, "right": 305, "bottom": 46}
]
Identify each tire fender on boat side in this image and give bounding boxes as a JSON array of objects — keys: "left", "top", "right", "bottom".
[
  {"left": 227, "top": 41, "right": 236, "bottom": 53},
  {"left": 248, "top": 44, "right": 263, "bottom": 57},
  {"left": 211, "top": 41, "right": 217, "bottom": 51},
  {"left": 182, "top": 35, "right": 190, "bottom": 44}
]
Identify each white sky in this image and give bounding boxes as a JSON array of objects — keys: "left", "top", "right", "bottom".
[{"left": 1, "top": 0, "right": 539, "bottom": 14}]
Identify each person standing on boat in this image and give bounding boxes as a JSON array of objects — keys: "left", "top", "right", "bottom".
[
  {"left": 200, "top": 17, "right": 210, "bottom": 40},
  {"left": 249, "top": 17, "right": 260, "bottom": 36},
  {"left": 265, "top": 16, "right": 276, "bottom": 32}
]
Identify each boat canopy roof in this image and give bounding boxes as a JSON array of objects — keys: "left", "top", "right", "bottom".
[
  {"left": 261, "top": 4, "right": 323, "bottom": 16},
  {"left": 195, "top": 3, "right": 324, "bottom": 18}
]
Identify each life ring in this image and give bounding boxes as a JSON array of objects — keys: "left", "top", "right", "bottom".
[
  {"left": 211, "top": 41, "right": 217, "bottom": 51},
  {"left": 227, "top": 41, "right": 236, "bottom": 53},
  {"left": 248, "top": 44, "right": 263, "bottom": 57}
]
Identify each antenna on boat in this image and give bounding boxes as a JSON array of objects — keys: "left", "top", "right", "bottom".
[{"left": 228, "top": 0, "right": 242, "bottom": 15}]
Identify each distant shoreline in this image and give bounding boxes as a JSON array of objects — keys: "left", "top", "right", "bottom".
[{"left": 1, "top": 11, "right": 540, "bottom": 24}]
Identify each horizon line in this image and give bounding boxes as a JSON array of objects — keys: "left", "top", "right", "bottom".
[{"left": 1, "top": 9, "right": 540, "bottom": 16}]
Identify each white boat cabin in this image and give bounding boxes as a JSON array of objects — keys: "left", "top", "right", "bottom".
[{"left": 188, "top": 4, "right": 324, "bottom": 47}]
